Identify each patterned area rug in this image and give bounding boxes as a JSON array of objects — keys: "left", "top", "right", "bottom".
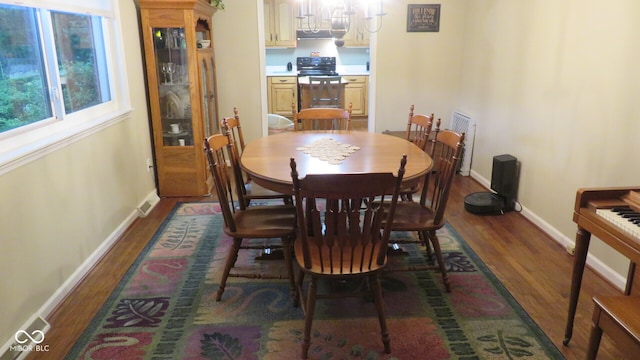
[{"left": 68, "top": 202, "right": 563, "bottom": 359}]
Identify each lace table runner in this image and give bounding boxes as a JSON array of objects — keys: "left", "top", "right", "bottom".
[{"left": 296, "top": 137, "right": 360, "bottom": 164}]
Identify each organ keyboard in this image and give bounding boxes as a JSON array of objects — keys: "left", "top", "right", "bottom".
[
  {"left": 596, "top": 207, "right": 640, "bottom": 239},
  {"left": 564, "top": 187, "right": 640, "bottom": 345}
]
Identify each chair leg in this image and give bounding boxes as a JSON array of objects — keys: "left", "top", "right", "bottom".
[
  {"left": 302, "top": 277, "right": 318, "bottom": 359},
  {"left": 294, "top": 269, "right": 305, "bottom": 309},
  {"left": 216, "top": 238, "right": 241, "bottom": 301},
  {"left": 426, "top": 230, "right": 451, "bottom": 292},
  {"left": 282, "top": 236, "right": 296, "bottom": 302},
  {"left": 371, "top": 274, "right": 391, "bottom": 354},
  {"left": 418, "top": 231, "right": 433, "bottom": 260}
]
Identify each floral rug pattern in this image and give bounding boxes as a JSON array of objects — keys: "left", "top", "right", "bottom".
[{"left": 68, "top": 202, "right": 563, "bottom": 359}]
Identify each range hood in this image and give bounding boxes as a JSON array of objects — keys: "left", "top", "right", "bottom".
[{"left": 296, "top": 29, "right": 334, "bottom": 40}]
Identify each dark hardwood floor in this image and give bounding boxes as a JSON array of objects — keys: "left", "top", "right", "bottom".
[{"left": 29, "top": 175, "right": 628, "bottom": 359}]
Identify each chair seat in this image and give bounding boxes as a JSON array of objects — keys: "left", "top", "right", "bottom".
[
  {"left": 385, "top": 201, "right": 441, "bottom": 231},
  {"left": 224, "top": 205, "right": 296, "bottom": 238},
  {"left": 294, "top": 239, "right": 387, "bottom": 276}
]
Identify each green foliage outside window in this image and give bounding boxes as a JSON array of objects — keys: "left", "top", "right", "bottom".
[
  {"left": 0, "top": 74, "right": 49, "bottom": 132},
  {"left": 0, "top": 60, "right": 100, "bottom": 132},
  {"left": 61, "top": 61, "right": 100, "bottom": 113}
]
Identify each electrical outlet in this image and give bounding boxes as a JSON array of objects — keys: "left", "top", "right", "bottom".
[
  {"left": 146, "top": 158, "right": 153, "bottom": 172},
  {"left": 566, "top": 245, "right": 575, "bottom": 255}
]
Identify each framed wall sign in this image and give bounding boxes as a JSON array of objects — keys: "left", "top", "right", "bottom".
[{"left": 407, "top": 4, "right": 441, "bottom": 32}]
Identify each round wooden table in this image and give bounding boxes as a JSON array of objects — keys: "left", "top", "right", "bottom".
[{"left": 240, "top": 130, "right": 433, "bottom": 195}]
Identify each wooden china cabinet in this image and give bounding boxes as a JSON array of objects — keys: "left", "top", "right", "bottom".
[{"left": 138, "top": 0, "right": 219, "bottom": 197}]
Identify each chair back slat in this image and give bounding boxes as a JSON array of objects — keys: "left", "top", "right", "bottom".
[{"left": 290, "top": 156, "right": 406, "bottom": 274}]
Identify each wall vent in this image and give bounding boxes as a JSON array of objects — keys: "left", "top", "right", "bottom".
[
  {"left": 450, "top": 111, "right": 476, "bottom": 176},
  {"left": 137, "top": 192, "right": 160, "bottom": 217}
]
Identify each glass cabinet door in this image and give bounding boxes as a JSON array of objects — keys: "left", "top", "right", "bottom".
[{"left": 153, "top": 27, "right": 192, "bottom": 146}]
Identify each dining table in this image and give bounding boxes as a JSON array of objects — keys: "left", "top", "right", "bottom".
[{"left": 240, "top": 130, "right": 433, "bottom": 195}]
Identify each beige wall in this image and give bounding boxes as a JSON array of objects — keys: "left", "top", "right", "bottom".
[
  {"left": 458, "top": 1, "right": 640, "bottom": 282},
  {"left": 373, "top": 0, "right": 466, "bottom": 133},
  {"left": 212, "top": 0, "right": 268, "bottom": 143},
  {"left": 0, "top": 0, "right": 155, "bottom": 343}
]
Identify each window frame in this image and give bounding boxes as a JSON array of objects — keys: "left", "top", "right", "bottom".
[{"left": 0, "top": 0, "right": 132, "bottom": 175}]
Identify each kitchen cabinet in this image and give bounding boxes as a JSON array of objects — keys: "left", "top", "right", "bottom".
[
  {"left": 139, "top": 0, "right": 219, "bottom": 197},
  {"left": 264, "top": 0, "right": 296, "bottom": 48},
  {"left": 343, "top": 9, "right": 370, "bottom": 47},
  {"left": 268, "top": 76, "right": 298, "bottom": 118},
  {"left": 343, "top": 75, "right": 368, "bottom": 116}
]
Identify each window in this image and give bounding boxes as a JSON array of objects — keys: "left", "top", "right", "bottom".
[
  {"left": 0, "top": 5, "right": 52, "bottom": 132},
  {"left": 0, "top": 4, "right": 111, "bottom": 133},
  {"left": 0, "top": 0, "right": 129, "bottom": 173}
]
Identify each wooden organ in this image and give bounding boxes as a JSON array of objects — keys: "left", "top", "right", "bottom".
[{"left": 564, "top": 187, "right": 640, "bottom": 345}]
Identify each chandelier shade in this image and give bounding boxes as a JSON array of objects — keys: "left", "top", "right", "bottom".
[{"left": 296, "top": 0, "right": 385, "bottom": 46}]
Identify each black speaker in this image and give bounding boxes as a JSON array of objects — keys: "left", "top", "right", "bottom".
[{"left": 491, "top": 154, "right": 518, "bottom": 211}]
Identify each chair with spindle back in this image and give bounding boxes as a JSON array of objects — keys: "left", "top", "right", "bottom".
[
  {"left": 221, "top": 107, "right": 292, "bottom": 206},
  {"left": 203, "top": 134, "right": 297, "bottom": 302},
  {"left": 399, "top": 105, "right": 435, "bottom": 201},
  {"left": 289, "top": 155, "right": 407, "bottom": 359},
  {"left": 385, "top": 130, "right": 465, "bottom": 292}
]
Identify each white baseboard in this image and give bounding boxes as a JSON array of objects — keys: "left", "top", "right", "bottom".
[
  {"left": 0, "top": 189, "right": 161, "bottom": 358},
  {"left": 468, "top": 170, "right": 626, "bottom": 291}
]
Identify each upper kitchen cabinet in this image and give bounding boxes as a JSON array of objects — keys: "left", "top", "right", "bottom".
[
  {"left": 264, "top": 0, "right": 297, "bottom": 48},
  {"left": 139, "top": 0, "right": 219, "bottom": 197},
  {"left": 343, "top": 8, "right": 370, "bottom": 47}
]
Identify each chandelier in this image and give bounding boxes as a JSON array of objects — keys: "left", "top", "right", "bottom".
[{"left": 297, "top": 0, "right": 385, "bottom": 44}]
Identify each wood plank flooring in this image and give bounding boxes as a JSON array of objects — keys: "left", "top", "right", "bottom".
[{"left": 28, "top": 175, "right": 628, "bottom": 359}]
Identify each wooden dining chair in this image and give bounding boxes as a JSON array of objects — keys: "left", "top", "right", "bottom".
[
  {"left": 203, "top": 134, "right": 297, "bottom": 301},
  {"left": 292, "top": 102, "right": 352, "bottom": 131},
  {"left": 289, "top": 155, "right": 406, "bottom": 359},
  {"left": 399, "top": 105, "right": 437, "bottom": 201},
  {"left": 221, "top": 108, "right": 292, "bottom": 206},
  {"left": 385, "top": 130, "right": 465, "bottom": 292},
  {"left": 405, "top": 105, "right": 435, "bottom": 151},
  {"left": 308, "top": 76, "right": 342, "bottom": 108}
]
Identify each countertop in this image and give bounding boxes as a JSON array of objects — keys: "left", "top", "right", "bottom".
[{"left": 266, "top": 65, "right": 369, "bottom": 77}]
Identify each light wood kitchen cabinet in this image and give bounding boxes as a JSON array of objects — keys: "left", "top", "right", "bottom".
[
  {"left": 268, "top": 76, "right": 298, "bottom": 118},
  {"left": 139, "top": 0, "right": 219, "bottom": 197},
  {"left": 343, "top": 9, "right": 370, "bottom": 47},
  {"left": 264, "top": 0, "right": 296, "bottom": 48},
  {"left": 343, "top": 75, "right": 368, "bottom": 116}
]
